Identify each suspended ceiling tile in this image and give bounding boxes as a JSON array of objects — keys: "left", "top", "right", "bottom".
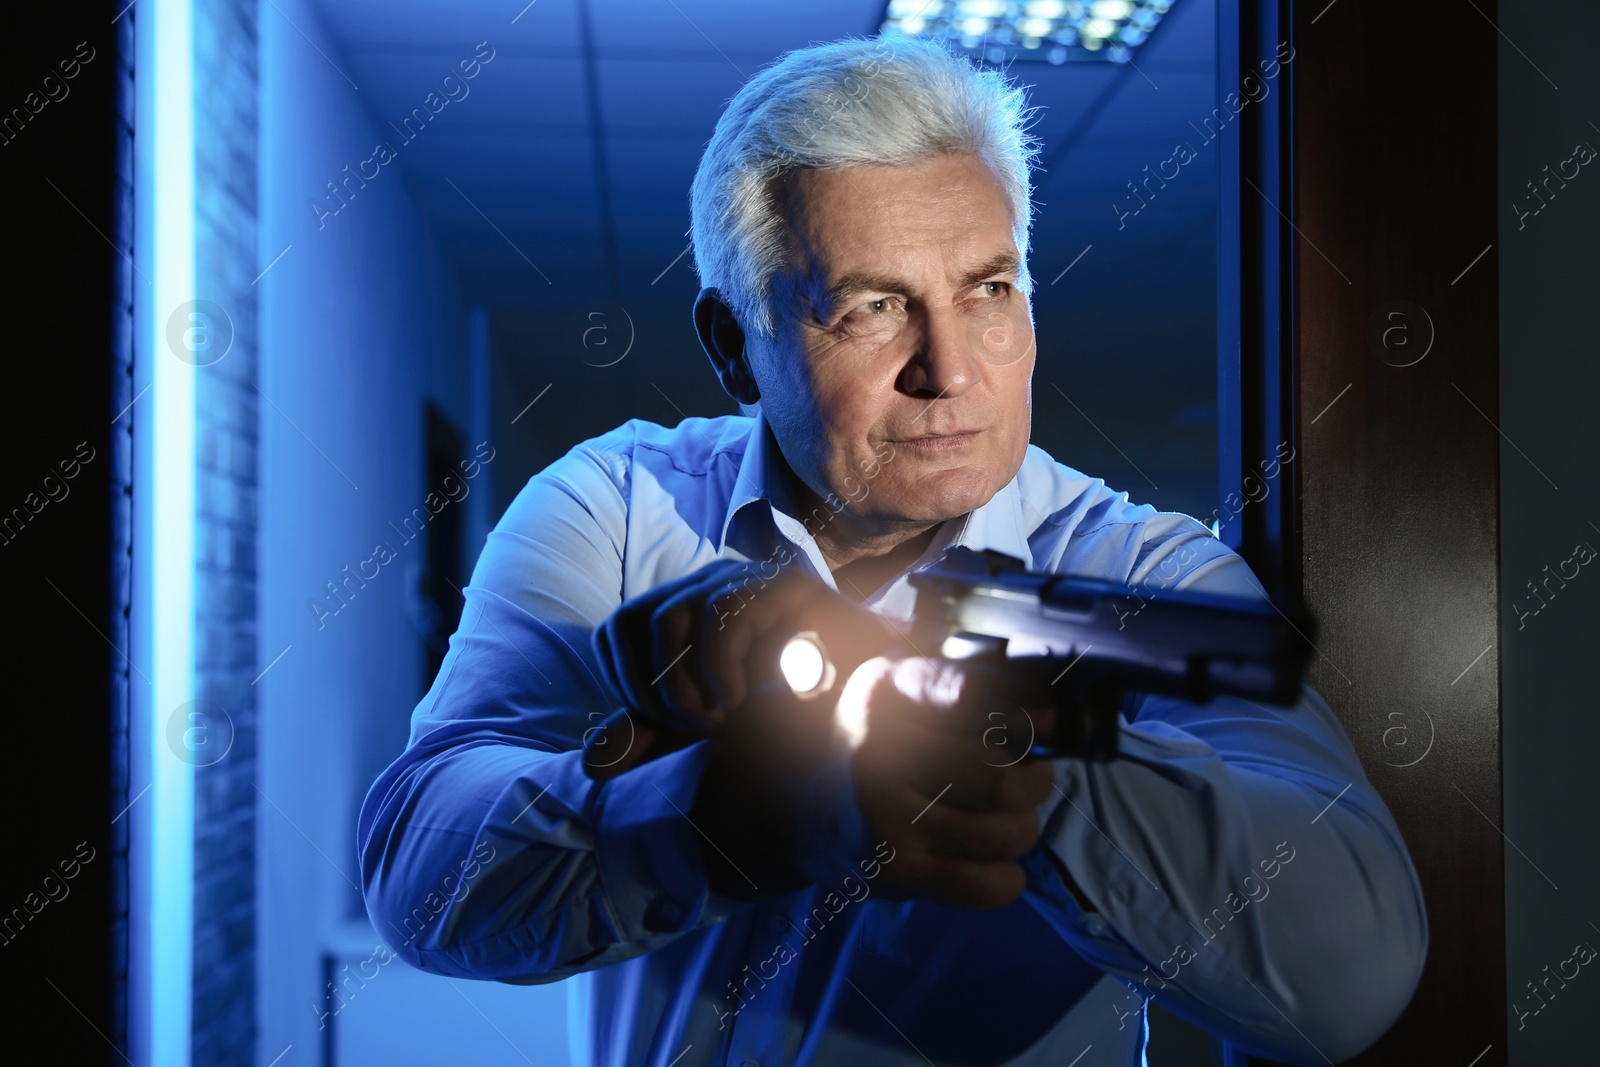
[
  {"left": 402, "top": 132, "right": 600, "bottom": 197},
  {"left": 587, "top": 0, "right": 879, "bottom": 56},
  {"left": 596, "top": 58, "right": 747, "bottom": 133},
  {"left": 604, "top": 136, "right": 707, "bottom": 193},
  {"left": 317, "top": 0, "right": 583, "bottom": 50}
]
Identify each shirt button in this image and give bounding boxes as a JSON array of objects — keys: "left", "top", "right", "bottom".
[
  {"left": 741, "top": 1061, "right": 760, "bottom": 1067},
  {"left": 767, "top": 914, "right": 789, "bottom": 935},
  {"left": 1083, "top": 914, "right": 1109, "bottom": 936}
]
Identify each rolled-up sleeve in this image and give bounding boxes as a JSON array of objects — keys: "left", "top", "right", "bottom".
[
  {"left": 1020, "top": 520, "right": 1428, "bottom": 1065},
  {"left": 356, "top": 438, "right": 747, "bottom": 983}
]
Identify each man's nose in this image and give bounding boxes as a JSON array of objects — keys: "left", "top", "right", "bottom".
[{"left": 897, "top": 308, "right": 982, "bottom": 399}]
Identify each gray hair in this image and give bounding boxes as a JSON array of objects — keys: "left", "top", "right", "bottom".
[{"left": 689, "top": 34, "right": 1044, "bottom": 341}]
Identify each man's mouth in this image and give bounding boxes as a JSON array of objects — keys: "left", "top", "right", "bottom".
[{"left": 891, "top": 429, "right": 983, "bottom": 449}]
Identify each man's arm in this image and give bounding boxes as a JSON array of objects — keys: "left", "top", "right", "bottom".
[
  {"left": 356, "top": 439, "right": 746, "bottom": 983},
  {"left": 1020, "top": 518, "right": 1428, "bottom": 1065}
]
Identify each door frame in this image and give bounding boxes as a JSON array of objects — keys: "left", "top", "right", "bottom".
[{"left": 1219, "top": 1, "right": 1507, "bottom": 1063}]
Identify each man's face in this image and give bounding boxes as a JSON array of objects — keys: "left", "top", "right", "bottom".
[{"left": 750, "top": 151, "right": 1036, "bottom": 528}]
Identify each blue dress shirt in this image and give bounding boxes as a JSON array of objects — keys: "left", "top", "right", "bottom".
[{"left": 357, "top": 412, "right": 1427, "bottom": 1067}]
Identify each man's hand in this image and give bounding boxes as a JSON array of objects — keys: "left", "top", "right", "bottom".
[
  {"left": 694, "top": 652, "right": 1061, "bottom": 911},
  {"left": 843, "top": 656, "right": 1058, "bottom": 910},
  {"left": 588, "top": 559, "right": 1064, "bottom": 912},
  {"left": 584, "top": 558, "right": 901, "bottom": 778}
]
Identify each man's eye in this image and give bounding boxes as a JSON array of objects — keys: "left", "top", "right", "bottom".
[
  {"left": 852, "top": 298, "right": 890, "bottom": 316},
  {"left": 978, "top": 281, "right": 1010, "bottom": 298}
]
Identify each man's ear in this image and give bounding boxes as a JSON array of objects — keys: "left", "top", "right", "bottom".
[{"left": 693, "top": 287, "right": 760, "bottom": 407}]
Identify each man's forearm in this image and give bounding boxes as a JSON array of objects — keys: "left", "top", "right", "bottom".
[
  {"left": 1023, "top": 688, "right": 1427, "bottom": 1065},
  {"left": 360, "top": 731, "right": 742, "bottom": 983}
]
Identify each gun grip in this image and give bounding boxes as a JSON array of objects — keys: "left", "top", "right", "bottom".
[{"left": 1036, "top": 675, "right": 1121, "bottom": 761}]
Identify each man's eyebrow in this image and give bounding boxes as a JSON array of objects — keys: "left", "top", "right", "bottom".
[
  {"left": 820, "top": 271, "right": 906, "bottom": 315},
  {"left": 818, "top": 250, "right": 1021, "bottom": 316},
  {"left": 955, "top": 250, "right": 1021, "bottom": 288}
]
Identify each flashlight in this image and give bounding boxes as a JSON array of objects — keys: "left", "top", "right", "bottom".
[
  {"left": 778, "top": 628, "right": 876, "bottom": 749},
  {"left": 776, "top": 625, "right": 1005, "bottom": 751},
  {"left": 776, "top": 625, "right": 909, "bottom": 750},
  {"left": 778, "top": 630, "right": 836, "bottom": 698}
]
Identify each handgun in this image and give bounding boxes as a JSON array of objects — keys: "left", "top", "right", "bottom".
[
  {"left": 887, "top": 546, "right": 1317, "bottom": 759},
  {"left": 582, "top": 546, "right": 1315, "bottom": 776}
]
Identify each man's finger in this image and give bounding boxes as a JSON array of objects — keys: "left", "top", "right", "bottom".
[
  {"left": 911, "top": 797, "right": 1041, "bottom": 861},
  {"left": 596, "top": 598, "right": 660, "bottom": 716},
  {"left": 858, "top": 717, "right": 1056, "bottom": 812},
  {"left": 886, "top": 657, "right": 1060, "bottom": 722},
  {"left": 651, "top": 568, "right": 744, "bottom": 722},
  {"left": 879, "top": 850, "right": 1029, "bottom": 911}
]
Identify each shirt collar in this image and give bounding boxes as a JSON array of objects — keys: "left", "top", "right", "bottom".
[
  {"left": 719, "top": 412, "right": 1036, "bottom": 574},
  {"left": 718, "top": 408, "right": 794, "bottom": 552}
]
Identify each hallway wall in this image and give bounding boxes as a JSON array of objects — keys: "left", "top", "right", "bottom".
[{"left": 256, "top": 0, "right": 472, "bottom": 1058}]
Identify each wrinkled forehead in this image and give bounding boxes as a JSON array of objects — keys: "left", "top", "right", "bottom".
[
  {"left": 766, "top": 158, "right": 1022, "bottom": 320},
  {"left": 776, "top": 152, "right": 1015, "bottom": 241}
]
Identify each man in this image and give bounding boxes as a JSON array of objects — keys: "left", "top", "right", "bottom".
[{"left": 359, "top": 34, "right": 1427, "bottom": 1066}]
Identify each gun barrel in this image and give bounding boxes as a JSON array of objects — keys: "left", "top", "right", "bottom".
[{"left": 908, "top": 548, "right": 1314, "bottom": 708}]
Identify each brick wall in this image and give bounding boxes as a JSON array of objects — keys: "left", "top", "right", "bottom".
[
  {"left": 111, "top": 6, "right": 135, "bottom": 1058},
  {"left": 190, "top": 0, "right": 260, "bottom": 1062}
]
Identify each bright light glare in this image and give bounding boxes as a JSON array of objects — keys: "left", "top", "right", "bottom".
[
  {"left": 780, "top": 632, "right": 829, "bottom": 695},
  {"left": 833, "top": 659, "right": 878, "bottom": 749},
  {"left": 940, "top": 633, "right": 993, "bottom": 659},
  {"left": 1091, "top": 0, "right": 1135, "bottom": 18},
  {"left": 144, "top": 1, "right": 196, "bottom": 1064},
  {"left": 885, "top": 0, "right": 1178, "bottom": 62}
]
